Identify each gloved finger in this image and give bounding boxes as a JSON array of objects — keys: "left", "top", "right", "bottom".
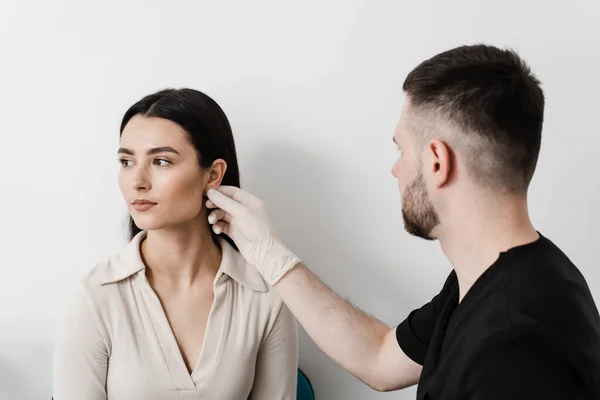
[
  {"left": 208, "top": 209, "right": 231, "bottom": 224},
  {"left": 212, "top": 221, "right": 230, "bottom": 236},
  {"left": 207, "top": 188, "right": 244, "bottom": 214},
  {"left": 217, "top": 186, "right": 260, "bottom": 206},
  {"left": 205, "top": 199, "right": 217, "bottom": 209}
]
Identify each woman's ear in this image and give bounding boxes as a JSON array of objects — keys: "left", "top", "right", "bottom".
[{"left": 205, "top": 159, "right": 228, "bottom": 193}]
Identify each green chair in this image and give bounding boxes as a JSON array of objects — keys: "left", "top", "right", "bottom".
[{"left": 296, "top": 368, "right": 315, "bottom": 399}]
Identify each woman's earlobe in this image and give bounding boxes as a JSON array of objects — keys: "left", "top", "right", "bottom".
[{"left": 204, "top": 181, "right": 219, "bottom": 196}]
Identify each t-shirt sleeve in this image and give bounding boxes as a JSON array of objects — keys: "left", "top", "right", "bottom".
[
  {"left": 395, "top": 272, "right": 456, "bottom": 365},
  {"left": 462, "top": 333, "right": 587, "bottom": 399}
]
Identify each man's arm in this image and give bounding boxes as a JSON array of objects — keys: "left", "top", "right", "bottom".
[
  {"left": 205, "top": 186, "right": 423, "bottom": 391},
  {"left": 274, "top": 263, "right": 422, "bottom": 391}
]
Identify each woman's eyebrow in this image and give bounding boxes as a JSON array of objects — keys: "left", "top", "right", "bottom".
[
  {"left": 147, "top": 146, "right": 180, "bottom": 155},
  {"left": 118, "top": 147, "right": 134, "bottom": 155},
  {"left": 117, "top": 146, "right": 180, "bottom": 155}
]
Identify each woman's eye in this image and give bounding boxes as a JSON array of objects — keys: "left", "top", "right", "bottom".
[
  {"left": 154, "top": 159, "right": 171, "bottom": 167},
  {"left": 119, "top": 159, "right": 133, "bottom": 167}
]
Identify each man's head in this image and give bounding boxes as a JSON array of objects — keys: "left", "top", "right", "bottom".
[{"left": 391, "top": 44, "right": 545, "bottom": 240}]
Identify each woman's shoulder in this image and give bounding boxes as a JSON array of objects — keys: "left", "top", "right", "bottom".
[
  {"left": 55, "top": 252, "right": 130, "bottom": 353},
  {"left": 76, "top": 239, "right": 144, "bottom": 303}
]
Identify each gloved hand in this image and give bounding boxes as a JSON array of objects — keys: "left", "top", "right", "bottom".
[{"left": 206, "top": 186, "right": 302, "bottom": 286}]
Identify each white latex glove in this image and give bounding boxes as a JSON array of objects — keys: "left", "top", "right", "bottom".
[{"left": 206, "top": 186, "right": 301, "bottom": 286}]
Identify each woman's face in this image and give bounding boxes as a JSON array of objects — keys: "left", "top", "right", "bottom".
[{"left": 118, "top": 115, "right": 225, "bottom": 232}]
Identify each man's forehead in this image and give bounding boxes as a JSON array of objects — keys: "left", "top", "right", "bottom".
[
  {"left": 394, "top": 106, "right": 412, "bottom": 142},
  {"left": 393, "top": 120, "right": 403, "bottom": 142}
]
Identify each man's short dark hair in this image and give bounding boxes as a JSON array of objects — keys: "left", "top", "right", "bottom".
[{"left": 403, "top": 44, "right": 545, "bottom": 193}]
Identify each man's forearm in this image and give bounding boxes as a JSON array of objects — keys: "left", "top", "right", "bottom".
[{"left": 273, "top": 263, "right": 389, "bottom": 387}]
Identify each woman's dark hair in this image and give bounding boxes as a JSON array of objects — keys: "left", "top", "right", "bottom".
[{"left": 119, "top": 88, "right": 240, "bottom": 248}]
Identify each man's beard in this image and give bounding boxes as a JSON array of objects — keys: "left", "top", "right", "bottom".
[{"left": 402, "top": 172, "right": 440, "bottom": 240}]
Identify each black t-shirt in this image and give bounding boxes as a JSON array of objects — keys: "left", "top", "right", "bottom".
[{"left": 396, "top": 233, "right": 600, "bottom": 399}]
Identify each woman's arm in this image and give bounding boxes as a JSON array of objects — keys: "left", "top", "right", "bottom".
[
  {"left": 250, "top": 303, "right": 299, "bottom": 400},
  {"left": 53, "top": 283, "right": 109, "bottom": 400}
]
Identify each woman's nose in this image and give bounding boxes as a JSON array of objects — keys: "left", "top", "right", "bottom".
[{"left": 132, "top": 166, "right": 151, "bottom": 191}]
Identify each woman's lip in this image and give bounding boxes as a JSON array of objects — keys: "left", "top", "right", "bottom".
[
  {"left": 132, "top": 202, "right": 156, "bottom": 211},
  {"left": 132, "top": 199, "right": 157, "bottom": 204}
]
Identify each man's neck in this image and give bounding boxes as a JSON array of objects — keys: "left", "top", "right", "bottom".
[{"left": 436, "top": 195, "right": 539, "bottom": 302}]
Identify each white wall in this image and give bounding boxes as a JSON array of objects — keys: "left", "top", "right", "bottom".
[{"left": 1, "top": 1, "right": 599, "bottom": 398}]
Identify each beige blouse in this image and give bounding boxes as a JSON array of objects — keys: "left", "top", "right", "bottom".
[{"left": 53, "top": 232, "right": 298, "bottom": 399}]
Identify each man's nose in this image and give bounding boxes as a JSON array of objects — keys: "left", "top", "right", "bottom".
[{"left": 391, "top": 162, "right": 399, "bottom": 178}]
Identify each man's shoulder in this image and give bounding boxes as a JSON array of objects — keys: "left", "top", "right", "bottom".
[
  {"left": 509, "top": 233, "right": 581, "bottom": 279},
  {"left": 506, "top": 235, "right": 593, "bottom": 309},
  {"left": 453, "top": 234, "right": 596, "bottom": 341},
  {"left": 486, "top": 234, "right": 590, "bottom": 310},
  {"left": 462, "top": 234, "right": 600, "bottom": 366}
]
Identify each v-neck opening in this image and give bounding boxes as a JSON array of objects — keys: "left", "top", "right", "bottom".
[
  {"left": 189, "top": 282, "right": 226, "bottom": 384},
  {"left": 185, "top": 292, "right": 214, "bottom": 378},
  {"left": 141, "top": 275, "right": 228, "bottom": 391}
]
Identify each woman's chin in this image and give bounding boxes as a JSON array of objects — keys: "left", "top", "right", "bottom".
[
  {"left": 132, "top": 212, "right": 207, "bottom": 233},
  {"left": 131, "top": 217, "right": 166, "bottom": 232}
]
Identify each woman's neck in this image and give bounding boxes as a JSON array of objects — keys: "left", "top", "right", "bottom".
[{"left": 140, "top": 216, "right": 222, "bottom": 289}]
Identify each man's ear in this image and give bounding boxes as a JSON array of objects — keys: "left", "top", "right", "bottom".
[
  {"left": 427, "top": 139, "right": 453, "bottom": 188},
  {"left": 205, "top": 159, "right": 228, "bottom": 193}
]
